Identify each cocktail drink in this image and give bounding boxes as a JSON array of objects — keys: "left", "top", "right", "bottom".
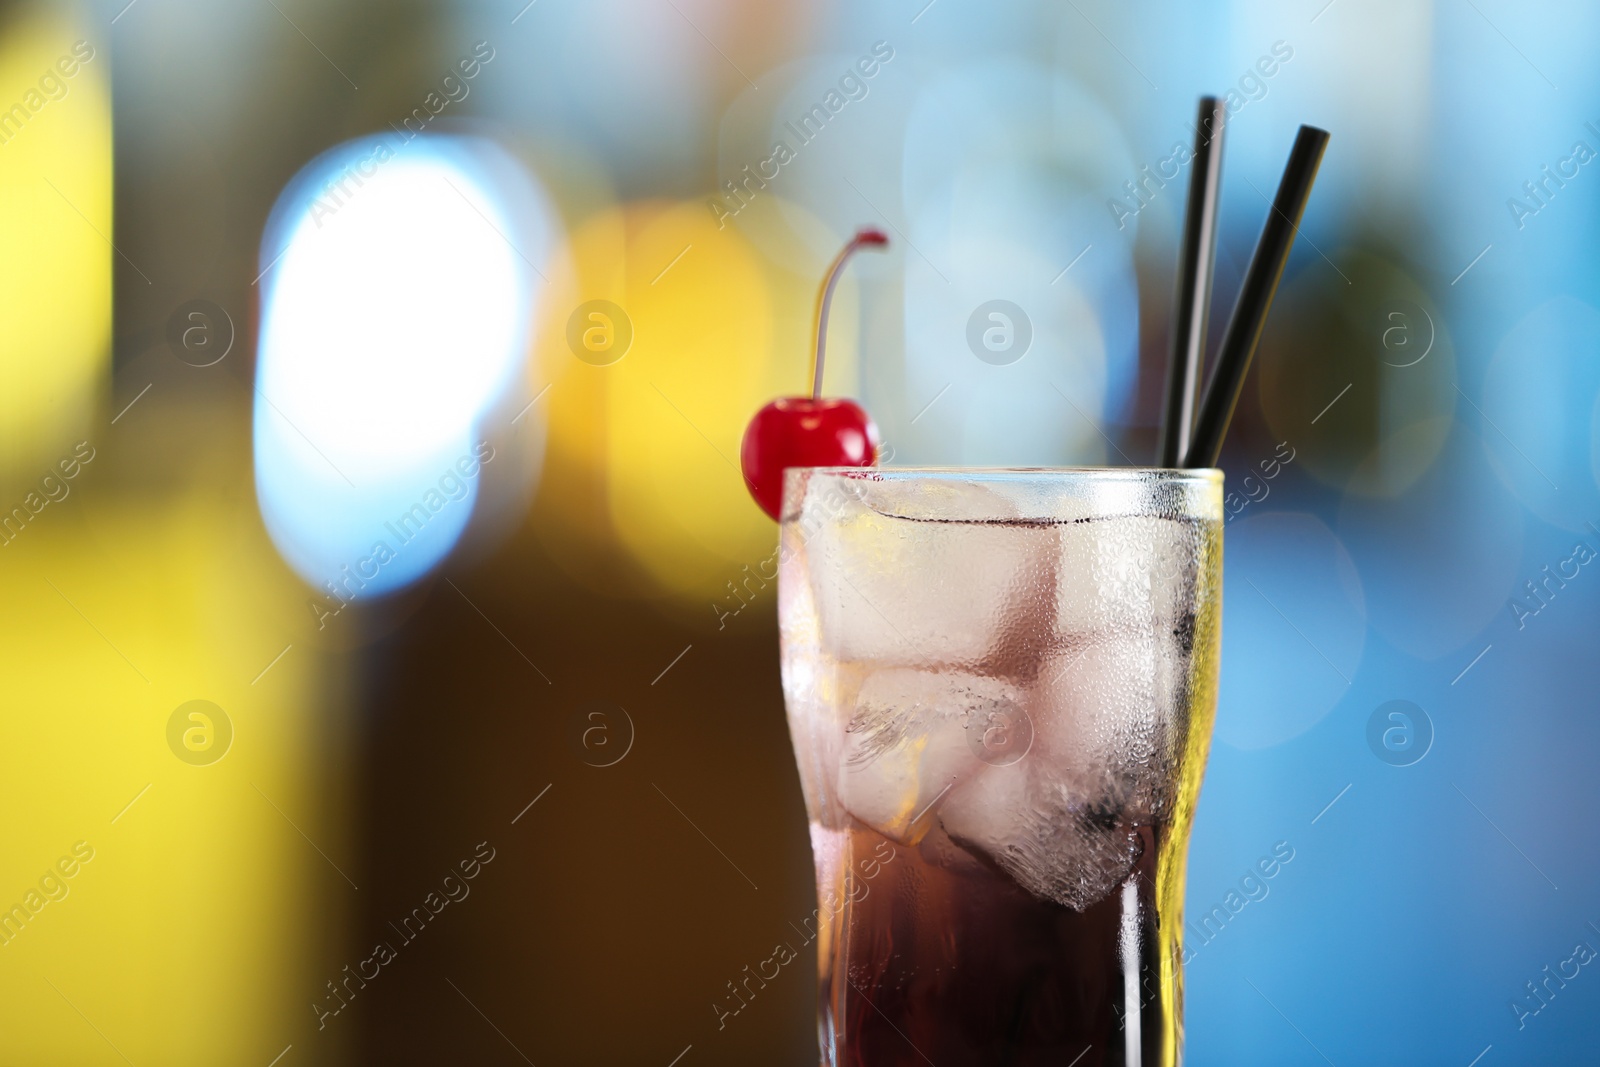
[{"left": 778, "top": 467, "right": 1223, "bottom": 1066}]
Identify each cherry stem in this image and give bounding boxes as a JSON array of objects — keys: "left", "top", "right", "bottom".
[{"left": 810, "top": 228, "right": 889, "bottom": 401}]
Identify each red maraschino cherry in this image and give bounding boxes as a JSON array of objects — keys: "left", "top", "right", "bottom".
[{"left": 741, "top": 228, "right": 887, "bottom": 520}]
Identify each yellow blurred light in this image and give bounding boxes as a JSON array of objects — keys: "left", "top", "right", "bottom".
[
  {"left": 0, "top": 6, "right": 110, "bottom": 477},
  {"left": 0, "top": 488, "right": 336, "bottom": 1064},
  {"left": 0, "top": 11, "right": 334, "bottom": 1061},
  {"left": 606, "top": 198, "right": 773, "bottom": 599},
  {"left": 535, "top": 196, "right": 865, "bottom": 607}
]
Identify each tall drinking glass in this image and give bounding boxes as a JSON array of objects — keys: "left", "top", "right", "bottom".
[{"left": 778, "top": 467, "right": 1223, "bottom": 1066}]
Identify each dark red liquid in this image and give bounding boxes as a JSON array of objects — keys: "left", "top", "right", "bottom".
[{"left": 819, "top": 824, "right": 1177, "bottom": 1067}]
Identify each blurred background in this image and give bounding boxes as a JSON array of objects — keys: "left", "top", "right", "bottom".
[{"left": 1, "top": 0, "right": 1596, "bottom": 1062}]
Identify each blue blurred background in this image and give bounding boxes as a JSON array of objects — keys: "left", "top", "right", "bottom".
[{"left": 2, "top": 0, "right": 1596, "bottom": 1063}]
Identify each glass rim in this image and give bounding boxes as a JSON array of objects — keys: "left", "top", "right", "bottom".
[
  {"left": 794, "top": 465, "right": 1223, "bottom": 483},
  {"left": 783, "top": 465, "right": 1222, "bottom": 524}
]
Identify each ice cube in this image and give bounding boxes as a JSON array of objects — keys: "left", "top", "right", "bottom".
[
  {"left": 837, "top": 668, "right": 1023, "bottom": 843},
  {"left": 797, "top": 476, "right": 1059, "bottom": 667},
  {"left": 1031, "top": 636, "right": 1184, "bottom": 816},
  {"left": 1055, "top": 515, "right": 1204, "bottom": 641},
  {"left": 939, "top": 758, "right": 1141, "bottom": 911},
  {"left": 936, "top": 636, "right": 1185, "bottom": 910}
]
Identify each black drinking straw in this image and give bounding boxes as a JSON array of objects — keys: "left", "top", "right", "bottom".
[
  {"left": 1184, "top": 124, "right": 1330, "bottom": 469},
  {"left": 1157, "top": 96, "right": 1227, "bottom": 468}
]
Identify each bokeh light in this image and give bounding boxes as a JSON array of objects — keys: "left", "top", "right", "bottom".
[
  {"left": 1215, "top": 511, "right": 1365, "bottom": 750},
  {"left": 0, "top": 9, "right": 108, "bottom": 477},
  {"left": 1481, "top": 295, "right": 1600, "bottom": 531},
  {"left": 254, "top": 133, "right": 555, "bottom": 599},
  {"left": 897, "top": 62, "right": 1139, "bottom": 464}
]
